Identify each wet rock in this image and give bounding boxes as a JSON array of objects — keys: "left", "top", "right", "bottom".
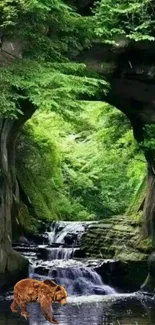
[
  {"left": 141, "top": 253, "right": 155, "bottom": 293},
  {"left": 13, "top": 231, "right": 49, "bottom": 247},
  {"left": 94, "top": 259, "right": 148, "bottom": 292},
  {"left": 34, "top": 265, "right": 49, "bottom": 276},
  {"left": 64, "top": 233, "right": 78, "bottom": 245},
  {"left": 74, "top": 249, "right": 86, "bottom": 258},
  {"left": 16, "top": 236, "right": 30, "bottom": 246},
  {"left": 91, "top": 286, "right": 106, "bottom": 295},
  {"left": 28, "top": 233, "right": 49, "bottom": 245}
]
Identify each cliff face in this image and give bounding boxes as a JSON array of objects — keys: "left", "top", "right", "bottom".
[
  {"left": 0, "top": 41, "right": 31, "bottom": 291},
  {"left": 79, "top": 40, "right": 155, "bottom": 242},
  {"left": 80, "top": 215, "right": 152, "bottom": 261},
  {"left": 80, "top": 214, "right": 154, "bottom": 290}
]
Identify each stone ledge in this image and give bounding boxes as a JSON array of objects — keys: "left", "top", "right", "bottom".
[{"left": 80, "top": 215, "right": 152, "bottom": 261}]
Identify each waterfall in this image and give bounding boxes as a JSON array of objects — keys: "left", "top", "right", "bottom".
[
  {"left": 47, "top": 247, "right": 77, "bottom": 260},
  {"left": 47, "top": 221, "right": 94, "bottom": 245},
  {"left": 48, "top": 264, "right": 116, "bottom": 296},
  {"left": 37, "top": 221, "right": 116, "bottom": 295},
  {"left": 14, "top": 220, "right": 116, "bottom": 296},
  {"left": 46, "top": 221, "right": 95, "bottom": 260}
]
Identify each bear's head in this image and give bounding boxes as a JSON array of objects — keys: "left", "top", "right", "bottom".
[{"left": 43, "top": 280, "right": 68, "bottom": 305}]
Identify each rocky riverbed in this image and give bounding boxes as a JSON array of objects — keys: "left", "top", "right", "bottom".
[{"left": 1, "top": 220, "right": 155, "bottom": 325}]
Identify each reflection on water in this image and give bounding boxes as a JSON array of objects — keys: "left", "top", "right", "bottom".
[{"left": 0, "top": 294, "right": 155, "bottom": 325}]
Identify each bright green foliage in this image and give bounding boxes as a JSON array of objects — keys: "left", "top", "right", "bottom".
[
  {"left": 0, "top": 0, "right": 148, "bottom": 226},
  {"left": 0, "top": 1, "right": 107, "bottom": 119},
  {"left": 17, "top": 102, "right": 146, "bottom": 222},
  {"left": 0, "top": 0, "right": 93, "bottom": 60},
  {"left": 126, "top": 177, "right": 146, "bottom": 216},
  {"left": 141, "top": 124, "right": 155, "bottom": 151},
  {"left": 0, "top": 60, "right": 107, "bottom": 119},
  {"left": 16, "top": 121, "right": 63, "bottom": 221},
  {"left": 94, "top": 0, "right": 155, "bottom": 43}
]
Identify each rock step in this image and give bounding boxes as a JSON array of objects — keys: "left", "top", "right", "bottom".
[{"left": 80, "top": 215, "right": 152, "bottom": 261}]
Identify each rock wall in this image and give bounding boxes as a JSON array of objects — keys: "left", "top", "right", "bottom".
[{"left": 80, "top": 215, "right": 152, "bottom": 261}]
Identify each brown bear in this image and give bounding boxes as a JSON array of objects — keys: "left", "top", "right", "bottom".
[{"left": 10, "top": 278, "right": 68, "bottom": 324}]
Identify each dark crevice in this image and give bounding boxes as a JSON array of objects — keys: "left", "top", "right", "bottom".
[{"left": 66, "top": 0, "right": 95, "bottom": 15}]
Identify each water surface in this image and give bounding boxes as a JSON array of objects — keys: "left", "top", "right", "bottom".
[
  {"left": 8, "top": 221, "right": 155, "bottom": 325},
  {"left": 1, "top": 293, "right": 155, "bottom": 325}
]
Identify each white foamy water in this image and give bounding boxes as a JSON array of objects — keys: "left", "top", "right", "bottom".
[
  {"left": 48, "top": 260, "right": 116, "bottom": 296},
  {"left": 47, "top": 247, "right": 77, "bottom": 260},
  {"left": 47, "top": 221, "right": 95, "bottom": 245},
  {"left": 67, "top": 292, "right": 137, "bottom": 304},
  {"left": 28, "top": 221, "right": 117, "bottom": 297}
]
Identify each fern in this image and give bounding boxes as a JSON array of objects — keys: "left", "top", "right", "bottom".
[
  {"left": 0, "top": 60, "right": 108, "bottom": 118},
  {"left": 94, "top": 0, "right": 155, "bottom": 43}
]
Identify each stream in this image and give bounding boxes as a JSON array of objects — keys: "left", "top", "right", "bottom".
[{"left": 1, "top": 221, "right": 155, "bottom": 325}]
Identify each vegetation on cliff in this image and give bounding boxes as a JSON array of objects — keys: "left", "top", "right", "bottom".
[
  {"left": 1, "top": 0, "right": 155, "bottom": 286},
  {"left": 16, "top": 102, "right": 146, "bottom": 227},
  {"left": 0, "top": 0, "right": 105, "bottom": 282},
  {"left": 94, "top": 0, "right": 155, "bottom": 42}
]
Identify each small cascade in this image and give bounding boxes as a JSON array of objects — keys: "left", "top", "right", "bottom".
[
  {"left": 46, "top": 221, "right": 95, "bottom": 261},
  {"left": 47, "top": 247, "right": 77, "bottom": 260},
  {"left": 48, "top": 264, "right": 116, "bottom": 296},
  {"left": 47, "top": 221, "right": 94, "bottom": 245},
  {"left": 14, "top": 220, "right": 116, "bottom": 297}
]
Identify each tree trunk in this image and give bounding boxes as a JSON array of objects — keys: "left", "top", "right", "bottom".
[{"left": 0, "top": 100, "right": 35, "bottom": 290}]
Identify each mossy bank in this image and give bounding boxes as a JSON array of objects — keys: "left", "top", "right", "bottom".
[
  {"left": 80, "top": 215, "right": 153, "bottom": 291},
  {"left": 80, "top": 215, "right": 152, "bottom": 261}
]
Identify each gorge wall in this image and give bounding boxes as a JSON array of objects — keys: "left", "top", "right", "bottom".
[{"left": 80, "top": 215, "right": 152, "bottom": 261}]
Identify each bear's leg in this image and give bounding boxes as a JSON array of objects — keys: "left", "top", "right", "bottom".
[
  {"left": 10, "top": 299, "right": 18, "bottom": 313},
  {"left": 40, "top": 297, "right": 59, "bottom": 324},
  {"left": 18, "top": 300, "right": 31, "bottom": 319}
]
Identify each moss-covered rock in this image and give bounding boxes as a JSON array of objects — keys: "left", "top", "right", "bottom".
[
  {"left": 0, "top": 250, "right": 29, "bottom": 291},
  {"left": 80, "top": 215, "right": 153, "bottom": 290},
  {"left": 12, "top": 201, "right": 48, "bottom": 240},
  {"left": 16, "top": 121, "right": 63, "bottom": 225},
  {"left": 126, "top": 177, "right": 147, "bottom": 216},
  {"left": 18, "top": 202, "right": 41, "bottom": 234},
  {"left": 80, "top": 215, "right": 151, "bottom": 261}
]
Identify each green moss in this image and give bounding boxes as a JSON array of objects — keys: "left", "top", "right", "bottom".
[
  {"left": 116, "top": 251, "right": 147, "bottom": 261},
  {"left": 16, "top": 123, "right": 63, "bottom": 223},
  {"left": 17, "top": 166, "right": 57, "bottom": 221},
  {"left": 136, "top": 238, "right": 153, "bottom": 253},
  {"left": 16, "top": 102, "right": 146, "bottom": 228},
  {"left": 126, "top": 177, "right": 147, "bottom": 216},
  {"left": 18, "top": 202, "right": 40, "bottom": 234},
  {"left": 80, "top": 215, "right": 152, "bottom": 261}
]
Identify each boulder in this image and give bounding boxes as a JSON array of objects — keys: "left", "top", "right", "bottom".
[{"left": 0, "top": 251, "right": 29, "bottom": 292}]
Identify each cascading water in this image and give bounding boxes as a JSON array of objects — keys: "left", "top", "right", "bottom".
[
  {"left": 47, "top": 221, "right": 92, "bottom": 245},
  {"left": 47, "top": 247, "right": 77, "bottom": 260},
  {"left": 48, "top": 264, "right": 116, "bottom": 296},
  {"left": 27, "top": 221, "right": 116, "bottom": 296},
  {"left": 8, "top": 224, "right": 155, "bottom": 325}
]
